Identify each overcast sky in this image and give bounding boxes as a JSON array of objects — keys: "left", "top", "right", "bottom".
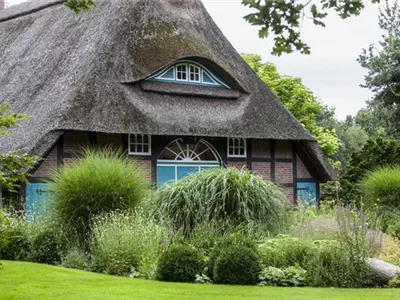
[{"left": 6, "top": 0, "right": 384, "bottom": 120}]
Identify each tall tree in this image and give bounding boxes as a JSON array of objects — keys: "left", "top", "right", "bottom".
[
  {"left": 64, "top": 0, "right": 378, "bottom": 56},
  {"left": 358, "top": 0, "right": 400, "bottom": 130},
  {"left": 242, "top": 54, "right": 339, "bottom": 159}
]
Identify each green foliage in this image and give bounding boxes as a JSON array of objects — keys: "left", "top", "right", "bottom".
[
  {"left": 61, "top": 248, "right": 88, "bottom": 270},
  {"left": 388, "top": 276, "right": 400, "bottom": 288},
  {"left": 50, "top": 148, "right": 149, "bottom": 244},
  {"left": 30, "top": 229, "right": 61, "bottom": 265},
  {"left": 242, "top": 54, "right": 339, "bottom": 159},
  {"left": 0, "top": 103, "right": 38, "bottom": 192},
  {"left": 90, "top": 210, "right": 168, "bottom": 278},
  {"left": 259, "top": 266, "right": 307, "bottom": 287},
  {"left": 387, "top": 220, "right": 400, "bottom": 240},
  {"left": 64, "top": 0, "right": 95, "bottom": 13},
  {"left": 358, "top": 0, "right": 400, "bottom": 130},
  {"left": 153, "top": 167, "right": 289, "bottom": 236},
  {"left": 361, "top": 166, "right": 400, "bottom": 209},
  {"left": 242, "top": 0, "right": 370, "bottom": 55},
  {"left": 340, "top": 136, "right": 400, "bottom": 202},
  {"left": 157, "top": 244, "right": 204, "bottom": 283},
  {"left": 208, "top": 233, "right": 257, "bottom": 279},
  {"left": 213, "top": 244, "right": 261, "bottom": 285}
]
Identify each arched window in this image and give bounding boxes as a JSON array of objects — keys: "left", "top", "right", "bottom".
[
  {"left": 157, "top": 139, "right": 221, "bottom": 187},
  {"left": 148, "top": 60, "right": 230, "bottom": 89}
]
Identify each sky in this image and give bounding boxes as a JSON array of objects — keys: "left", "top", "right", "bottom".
[{"left": 6, "top": 0, "right": 384, "bottom": 120}]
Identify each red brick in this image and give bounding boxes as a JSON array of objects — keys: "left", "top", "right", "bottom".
[
  {"left": 297, "top": 155, "right": 311, "bottom": 179},
  {"left": 252, "top": 161, "right": 271, "bottom": 181},
  {"left": 227, "top": 160, "right": 248, "bottom": 169},
  {"left": 97, "top": 133, "right": 123, "bottom": 147},
  {"left": 64, "top": 131, "right": 89, "bottom": 154},
  {"left": 252, "top": 139, "right": 270, "bottom": 158},
  {"left": 275, "top": 162, "right": 293, "bottom": 184},
  {"left": 283, "top": 187, "right": 295, "bottom": 204},
  {"left": 275, "top": 140, "right": 292, "bottom": 159},
  {"left": 33, "top": 147, "right": 57, "bottom": 178}
]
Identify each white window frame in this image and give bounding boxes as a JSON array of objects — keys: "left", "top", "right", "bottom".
[
  {"left": 176, "top": 63, "right": 188, "bottom": 82},
  {"left": 227, "top": 138, "right": 247, "bottom": 158},
  {"left": 129, "top": 134, "right": 151, "bottom": 155},
  {"left": 189, "top": 64, "right": 201, "bottom": 83}
]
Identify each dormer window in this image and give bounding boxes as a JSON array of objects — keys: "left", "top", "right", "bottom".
[
  {"left": 189, "top": 65, "right": 200, "bottom": 82},
  {"left": 176, "top": 64, "right": 187, "bottom": 81},
  {"left": 148, "top": 60, "right": 230, "bottom": 89}
]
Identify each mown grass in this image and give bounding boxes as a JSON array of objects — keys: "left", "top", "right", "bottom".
[{"left": 1, "top": 261, "right": 400, "bottom": 300}]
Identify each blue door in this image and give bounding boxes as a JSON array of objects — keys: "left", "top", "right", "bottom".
[
  {"left": 26, "top": 183, "right": 52, "bottom": 220},
  {"left": 296, "top": 182, "right": 317, "bottom": 205}
]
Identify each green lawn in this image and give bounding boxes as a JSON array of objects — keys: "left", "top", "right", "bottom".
[{"left": 1, "top": 261, "right": 399, "bottom": 300}]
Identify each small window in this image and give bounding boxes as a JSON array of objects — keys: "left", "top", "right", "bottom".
[
  {"left": 176, "top": 64, "right": 187, "bottom": 81},
  {"left": 227, "top": 138, "right": 246, "bottom": 158},
  {"left": 189, "top": 64, "right": 200, "bottom": 82},
  {"left": 129, "top": 134, "right": 151, "bottom": 155}
]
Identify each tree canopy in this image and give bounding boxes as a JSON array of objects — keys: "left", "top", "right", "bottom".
[
  {"left": 242, "top": 54, "right": 339, "bottom": 159},
  {"left": 358, "top": 0, "right": 400, "bottom": 132},
  {"left": 0, "top": 103, "right": 37, "bottom": 192}
]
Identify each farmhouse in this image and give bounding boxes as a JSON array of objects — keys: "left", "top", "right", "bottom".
[{"left": 0, "top": 0, "right": 334, "bottom": 214}]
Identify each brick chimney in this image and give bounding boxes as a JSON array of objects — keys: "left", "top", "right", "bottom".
[{"left": 0, "top": 0, "right": 4, "bottom": 10}]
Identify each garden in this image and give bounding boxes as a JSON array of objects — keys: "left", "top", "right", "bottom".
[{"left": 2, "top": 148, "right": 400, "bottom": 299}]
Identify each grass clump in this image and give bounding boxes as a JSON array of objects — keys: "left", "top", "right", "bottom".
[
  {"left": 153, "top": 168, "right": 289, "bottom": 235},
  {"left": 361, "top": 166, "right": 400, "bottom": 209},
  {"left": 90, "top": 209, "right": 168, "bottom": 278},
  {"left": 50, "top": 147, "right": 149, "bottom": 244},
  {"left": 157, "top": 244, "right": 204, "bottom": 283}
]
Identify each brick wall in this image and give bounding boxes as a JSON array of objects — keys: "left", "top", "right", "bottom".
[
  {"left": 297, "top": 154, "right": 311, "bottom": 179},
  {"left": 64, "top": 131, "right": 90, "bottom": 154},
  {"left": 252, "top": 161, "right": 271, "bottom": 181},
  {"left": 275, "top": 162, "right": 293, "bottom": 184},
  {"left": 97, "top": 133, "right": 123, "bottom": 147},
  {"left": 32, "top": 147, "right": 57, "bottom": 178},
  {"left": 252, "top": 139, "right": 270, "bottom": 158},
  {"left": 275, "top": 140, "right": 292, "bottom": 159},
  {"left": 227, "top": 160, "right": 248, "bottom": 169},
  {"left": 283, "top": 187, "right": 294, "bottom": 204}
]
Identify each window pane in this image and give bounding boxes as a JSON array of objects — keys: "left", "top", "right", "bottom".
[
  {"left": 137, "top": 145, "right": 142, "bottom": 153},
  {"left": 240, "top": 148, "right": 245, "bottom": 156},
  {"left": 137, "top": 134, "right": 142, "bottom": 143},
  {"left": 143, "top": 135, "right": 148, "bottom": 143},
  {"left": 143, "top": 145, "right": 149, "bottom": 153},
  {"left": 234, "top": 139, "right": 239, "bottom": 147},
  {"left": 239, "top": 139, "right": 244, "bottom": 147}
]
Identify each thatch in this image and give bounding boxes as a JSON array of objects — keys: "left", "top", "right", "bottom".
[{"left": 0, "top": 0, "right": 334, "bottom": 181}]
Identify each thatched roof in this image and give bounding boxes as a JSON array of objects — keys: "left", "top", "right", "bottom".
[{"left": 0, "top": 0, "right": 334, "bottom": 181}]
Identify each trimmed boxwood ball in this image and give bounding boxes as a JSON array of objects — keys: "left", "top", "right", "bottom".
[
  {"left": 213, "top": 244, "right": 261, "bottom": 285},
  {"left": 153, "top": 167, "right": 289, "bottom": 235},
  {"left": 157, "top": 245, "right": 204, "bottom": 283}
]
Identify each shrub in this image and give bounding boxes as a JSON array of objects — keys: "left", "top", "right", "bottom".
[
  {"left": 62, "top": 248, "right": 88, "bottom": 270},
  {"left": 157, "top": 244, "right": 204, "bottom": 283},
  {"left": 259, "top": 266, "right": 307, "bottom": 287},
  {"left": 153, "top": 168, "right": 289, "bottom": 235},
  {"left": 30, "top": 229, "right": 61, "bottom": 265},
  {"left": 0, "top": 210, "right": 30, "bottom": 261},
  {"left": 90, "top": 210, "right": 168, "bottom": 278},
  {"left": 208, "top": 233, "right": 257, "bottom": 279},
  {"left": 361, "top": 166, "right": 400, "bottom": 209},
  {"left": 213, "top": 244, "right": 261, "bottom": 285},
  {"left": 388, "top": 220, "right": 400, "bottom": 240},
  {"left": 50, "top": 148, "right": 149, "bottom": 244},
  {"left": 379, "top": 234, "right": 400, "bottom": 266},
  {"left": 388, "top": 276, "right": 400, "bottom": 288}
]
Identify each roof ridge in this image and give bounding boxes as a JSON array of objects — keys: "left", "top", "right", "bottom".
[{"left": 0, "top": 0, "right": 64, "bottom": 23}]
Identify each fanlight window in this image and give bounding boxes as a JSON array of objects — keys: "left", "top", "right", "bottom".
[
  {"left": 148, "top": 60, "right": 230, "bottom": 89},
  {"left": 157, "top": 139, "right": 221, "bottom": 187}
]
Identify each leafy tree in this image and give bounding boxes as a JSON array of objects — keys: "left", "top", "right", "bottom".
[
  {"left": 242, "top": 54, "right": 339, "bottom": 159},
  {"left": 339, "top": 135, "right": 400, "bottom": 202},
  {"left": 0, "top": 103, "right": 37, "bottom": 192},
  {"left": 358, "top": 0, "right": 400, "bottom": 130}
]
